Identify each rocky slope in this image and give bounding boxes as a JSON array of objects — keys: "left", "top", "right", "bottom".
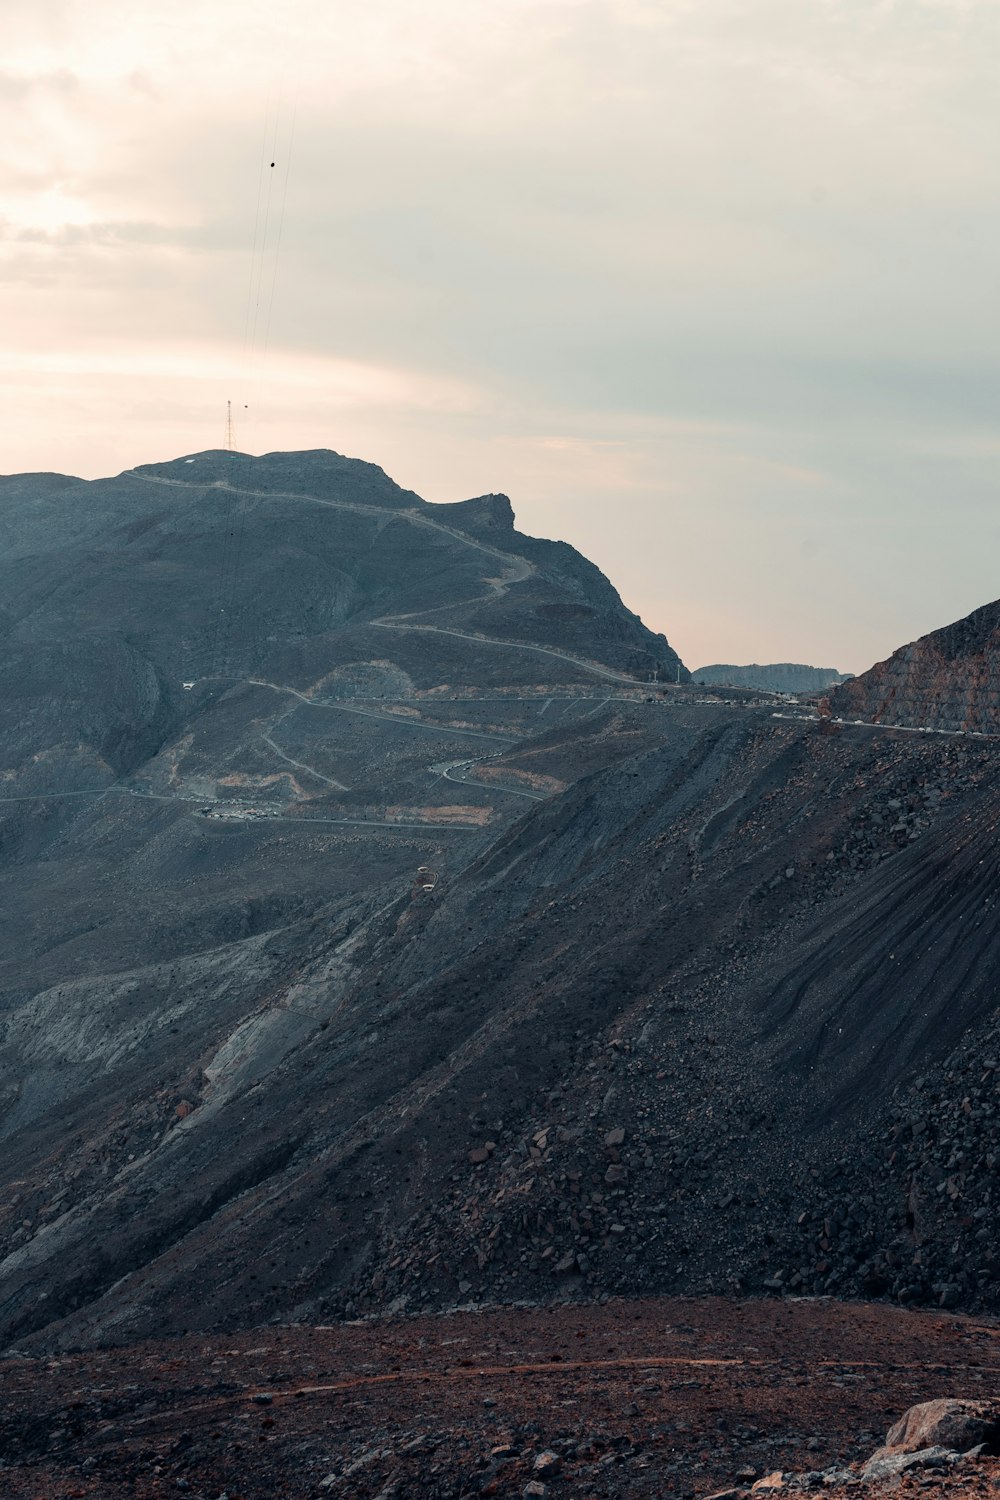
[
  {"left": 0, "top": 446, "right": 698, "bottom": 1347},
  {"left": 694, "top": 663, "right": 850, "bottom": 692},
  {"left": 3, "top": 450, "right": 1000, "bottom": 1359},
  {"left": 831, "top": 599, "right": 1000, "bottom": 732},
  {"left": 4, "top": 701, "right": 1000, "bottom": 1352}
]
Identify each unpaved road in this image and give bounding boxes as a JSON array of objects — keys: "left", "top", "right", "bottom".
[
  {"left": 374, "top": 619, "right": 647, "bottom": 686},
  {"left": 2, "top": 1296, "right": 998, "bottom": 1498},
  {"left": 435, "top": 757, "right": 548, "bottom": 801},
  {"left": 127, "top": 469, "right": 537, "bottom": 596}
]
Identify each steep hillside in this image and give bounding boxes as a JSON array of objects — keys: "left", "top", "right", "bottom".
[
  {"left": 831, "top": 599, "right": 1000, "bottom": 732},
  {"left": 4, "top": 702, "right": 1000, "bottom": 1352},
  {"left": 3, "top": 450, "right": 1000, "bottom": 1358}
]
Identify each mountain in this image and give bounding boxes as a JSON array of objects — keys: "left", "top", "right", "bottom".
[
  {"left": 0, "top": 449, "right": 685, "bottom": 988},
  {"left": 831, "top": 598, "right": 1000, "bottom": 733},
  {"left": 694, "top": 663, "right": 850, "bottom": 693},
  {"left": 0, "top": 446, "right": 692, "bottom": 1343},
  {"left": 1, "top": 451, "right": 999, "bottom": 1357}
]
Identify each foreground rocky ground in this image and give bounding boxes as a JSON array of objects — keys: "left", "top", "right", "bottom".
[{"left": 1, "top": 1297, "right": 998, "bottom": 1498}]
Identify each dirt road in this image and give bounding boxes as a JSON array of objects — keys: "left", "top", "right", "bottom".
[{"left": 2, "top": 1296, "right": 998, "bottom": 1498}]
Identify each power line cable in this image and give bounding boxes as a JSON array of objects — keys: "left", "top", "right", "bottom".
[
  {"left": 214, "top": 104, "right": 278, "bottom": 675},
  {"left": 261, "top": 104, "right": 296, "bottom": 360},
  {"left": 229, "top": 104, "right": 296, "bottom": 675}
]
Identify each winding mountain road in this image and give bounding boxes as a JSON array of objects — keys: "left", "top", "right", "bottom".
[
  {"left": 433, "top": 759, "right": 547, "bottom": 802},
  {"left": 126, "top": 469, "right": 537, "bottom": 599},
  {"left": 372, "top": 621, "right": 645, "bottom": 686},
  {"left": 260, "top": 728, "right": 351, "bottom": 791},
  {"left": 128, "top": 469, "right": 651, "bottom": 687}
]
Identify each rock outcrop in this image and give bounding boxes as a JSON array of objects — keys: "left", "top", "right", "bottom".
[{"left": 831, "top": 598, "right": 1000, "bottom": 732}]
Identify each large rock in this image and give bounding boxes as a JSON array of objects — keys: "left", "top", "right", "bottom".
[{"left": 869, "top": 1398, "right": 1000, "bottom": 1463}]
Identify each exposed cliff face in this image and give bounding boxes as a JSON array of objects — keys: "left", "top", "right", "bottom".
[
  {"left": 439, "top": 492, "right": 516, "bottom": 537},
  {"left": 695, "top": 663, "right": 850, "bottom": 692},
  {"left": 831, "top": 600, "right": 1000, "bottom": 732}
]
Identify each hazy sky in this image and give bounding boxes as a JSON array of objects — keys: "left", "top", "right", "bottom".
[{"left": 4, "top": 0, "right": 1000, "bottom": 672}]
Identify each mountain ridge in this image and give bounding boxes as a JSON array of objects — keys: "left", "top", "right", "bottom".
[{"left": 1, "top": 449, "right": 999, "bottom": 1356}]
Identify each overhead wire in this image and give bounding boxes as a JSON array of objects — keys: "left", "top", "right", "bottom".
[
  {"left": 213, "top": 100, "right": 295, "bottom": 678},
  {"left": 211, "top": 106, "right": 274, "bottom": 675},
  {"left": 246, "top": 104, "right": 281, "bottom": 361},
  {"left": 261, "top": 105, "right": 296, "bottom": 360},
  {"left": 226, "top": 103, "right": 295, "bottom": 675},
  {"left": 241, "top": 109, "right": 273, "bottom": 360}
]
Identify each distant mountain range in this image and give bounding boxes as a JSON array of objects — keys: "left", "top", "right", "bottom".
[{"left": 693, "top": 662, "right": 851, "bottom": 692}]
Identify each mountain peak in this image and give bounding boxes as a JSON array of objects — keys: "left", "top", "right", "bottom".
[
  {"left": 127, "top": 447, "right": 423, "bottom": 510},
  {"left": 439, "top": 492, "right": 515, "bottom": 536}
]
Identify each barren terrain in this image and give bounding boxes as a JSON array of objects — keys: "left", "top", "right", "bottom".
[
  {"left": 4, "top": 449, "right": 1000, "bottom": 1500},
  {"left": 2, "top": 1298, "right": 998, "bottom": 1498}
]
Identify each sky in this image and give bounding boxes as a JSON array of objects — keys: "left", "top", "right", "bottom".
[{"left": 4, "top": 0, "right": 1000, "bottom": 673}]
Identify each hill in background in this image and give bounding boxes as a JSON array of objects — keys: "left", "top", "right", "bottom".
[{"left": 694, "top": 662, "right": 850, "bottom": 693}]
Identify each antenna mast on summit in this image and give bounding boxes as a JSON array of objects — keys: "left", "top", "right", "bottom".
[{"left": 225, "top": 400, "right": 235, "bottom": 454}]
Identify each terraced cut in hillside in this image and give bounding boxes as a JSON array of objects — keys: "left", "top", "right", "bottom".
[{"left": 831, "top": 598, "right": 1000, "bottom": 733}]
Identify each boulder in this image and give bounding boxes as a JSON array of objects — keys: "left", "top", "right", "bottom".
[
  {"left": 871, "top": 1398, "right": 1000, "bottom": 1461},
  {"left": 533, "top": 1450, "right": 561, "bottom": 1475}
]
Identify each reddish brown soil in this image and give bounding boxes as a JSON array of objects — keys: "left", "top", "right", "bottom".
[{"left": 1, "top": 1297, "right": 999, "bottom": 1498}]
